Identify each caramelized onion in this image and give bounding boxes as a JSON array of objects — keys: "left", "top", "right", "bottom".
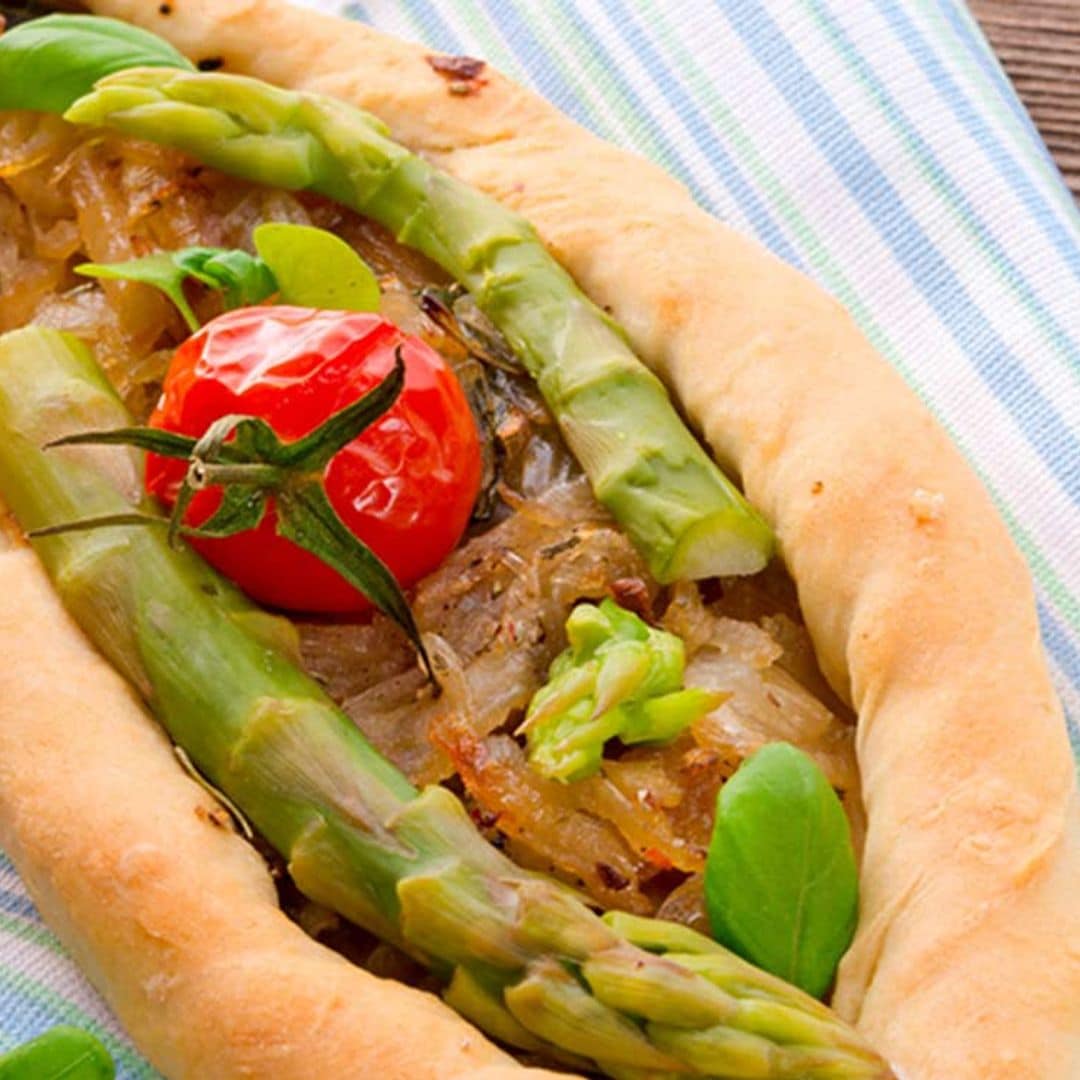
[{"left": 1, "top": 117, "right": 861, "bottom": 925}]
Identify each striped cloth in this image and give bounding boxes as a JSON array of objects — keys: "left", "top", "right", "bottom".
[{"left": 2, "top": 1, "right": 1078, "bottom": 1074}]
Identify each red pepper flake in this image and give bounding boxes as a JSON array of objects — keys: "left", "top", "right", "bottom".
[
  {"left": 610, "top": 577, "right": 652, "bottom": 621},
  {"left": 426, "top": 54, "right": 488, "bottom": 96},
  {"left": 642, "top": 846, "right": 675, "bottom": 871},
  {"left": 427, "top": 53, "right": 487, "bottom": 79}
]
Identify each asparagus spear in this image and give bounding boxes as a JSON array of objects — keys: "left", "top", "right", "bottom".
[
  {"left": 60, "top": 66, "right": 774, "bottom": 585},
  {"left": 523, "top": 599, "right": 725, "bottom": 782},
  {"left": 0, "top": 327, "right": 888, "bottom": 1079}
]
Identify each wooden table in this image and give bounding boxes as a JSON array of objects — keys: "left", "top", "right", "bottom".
[{"left": 971, "top": 0, "right": 1080, "bottom": 200}]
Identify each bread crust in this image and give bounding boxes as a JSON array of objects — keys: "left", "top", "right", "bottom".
[
  {"left": 0, "top": 1, "right": 1074, "bottom": 1076},
  {"left": 0, "top": 539, "right": 564, "bottom": 1080}
]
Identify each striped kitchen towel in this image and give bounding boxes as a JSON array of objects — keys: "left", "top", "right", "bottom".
[{"left": 1, "top": 1, "right": 1078, "bottom": 1074}]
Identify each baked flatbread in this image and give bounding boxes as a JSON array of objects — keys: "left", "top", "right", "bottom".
[{"left": 0, "top": 2, "right": 1077, "bottom": 1077}]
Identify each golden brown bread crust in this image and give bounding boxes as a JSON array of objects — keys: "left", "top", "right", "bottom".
[
  {"left": 0, "top": 0, "right": 1073, "bottom": 1076},
  {"left": 0, "top": 540, "right": 560, "bottom": 1080}
]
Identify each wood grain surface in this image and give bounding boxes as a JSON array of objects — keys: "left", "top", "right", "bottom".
[{"left": 970, "top": 0, "right": 1080, "bottom": 200}]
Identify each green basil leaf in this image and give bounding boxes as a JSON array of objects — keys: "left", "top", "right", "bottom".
[
  {"left": 77, "top": 247, "right": 277, "bottom": 331},
  {"left": 0, "top": 1024, "right": 115, "bottom": 1079},
  {"left": 703, "top": 742, "right": 858, "bottom": 998},
  {"left": 0, "top": 14, "right": 192, "bottom": 114},
  {"left": 173, "top": 248, "right": 277, "bottom": 309},
  {"left": 76, "top": 223, "right": 373, "bottom": 331},
  {"left": 76, "top": 253, "right": 201, "bottom": 332},
  {"left": 253, "top": 222, "right": 381, "bottom": 312}
]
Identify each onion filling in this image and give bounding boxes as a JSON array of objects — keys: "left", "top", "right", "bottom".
[{"left": 0, "top": 113, "right": 859, "bottom": 950}]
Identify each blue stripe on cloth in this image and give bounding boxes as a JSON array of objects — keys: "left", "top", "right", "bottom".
[
  {"left": 879, "top": 2, "right": 1080, "bottom": 284},
  {"left": 468, "top": 0, "right": 596, "bottom": 129},
  {"left": 1039, "top": 605, "right": 1080, "bottom": 759},
  {"left": 808, "top": 0, "right": 1080, "bottom": 372},
  {"left": 400, "top": 0, "right": 467, "bottom": 54},
  {"left": 722, "top": 0, "right": 1080, "bottom": 505},
  {"left": 0, "top": 888, "right": 40, "bottom": 923},
  {"left": 592, "top": 0, "right": 806, "bottom": 269},
  {"left": 930, "top": 0, "right": 1064, "bottom": 173}
]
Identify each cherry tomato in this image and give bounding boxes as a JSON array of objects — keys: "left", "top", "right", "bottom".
[{"left": 146, "top": 305, "right": 482, "bottom": 613}]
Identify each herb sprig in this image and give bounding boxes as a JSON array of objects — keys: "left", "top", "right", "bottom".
[
  {"left": 77, "top": 223, "right": 382, "bottom": 331},
  {"left": 32, "top": 351, "right": 435, "bottom": 682}
]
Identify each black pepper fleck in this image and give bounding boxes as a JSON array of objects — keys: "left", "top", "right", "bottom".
[
  {"left": 596, "top": 862, "right": 630, "bottom": 891},
  {"left": 197, "top": 57, "right": 224, "bottom": 72}
]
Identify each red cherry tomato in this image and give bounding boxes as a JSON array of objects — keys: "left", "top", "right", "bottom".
[{"left": 146, "top": 305, "right": 482, "bottom": 613}]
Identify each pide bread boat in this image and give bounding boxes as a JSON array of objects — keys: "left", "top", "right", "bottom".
[{"left": 0, "top": 4, "right": 1077, "bottom": 1079}]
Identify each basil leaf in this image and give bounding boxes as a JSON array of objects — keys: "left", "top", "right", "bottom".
[
  {"left": 253, "top": 222, "right": 380, "bottom": 312},
  {"left": 76, "top": 253, "right": 200, "bottom": 331},
  {"left": 76, "top": 224, "right": 374, "bottom": 331},
  {"left": 77, "top": 247, "right": 277, "bottom": 331},
  {"left": 0, "top": 1024, "right": 114, "bottom": 1079},
  {"left": 703, "top": 742, "right": 858, "bottom": 998},
  {"left": 174, "top": 248, "right": 277, "bottom": 309},
  {"left": 0, "top": 14, "right": 192, "bottom": 114}
]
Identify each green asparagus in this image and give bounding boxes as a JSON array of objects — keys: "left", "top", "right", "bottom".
[
  {"left": 60, "top": 65, "right": 775, "bottom": 585},
  {"left": 0, "top": 326, "right": 889, "bottom": 1079},
  {"left": 523, "top": 599, "right": 725, "bottom": 782}
]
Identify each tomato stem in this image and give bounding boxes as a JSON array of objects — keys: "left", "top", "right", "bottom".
[
  {"left": 189, "top": 461, "right": 283, "bottom": 488},
  {"left": 35, "top": 347, "right": 435, "bottom": 682}
]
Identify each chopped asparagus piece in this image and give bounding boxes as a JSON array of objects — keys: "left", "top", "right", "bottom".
[{"left": 522, "top": 598, "right": 725, "bottom": 782}]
